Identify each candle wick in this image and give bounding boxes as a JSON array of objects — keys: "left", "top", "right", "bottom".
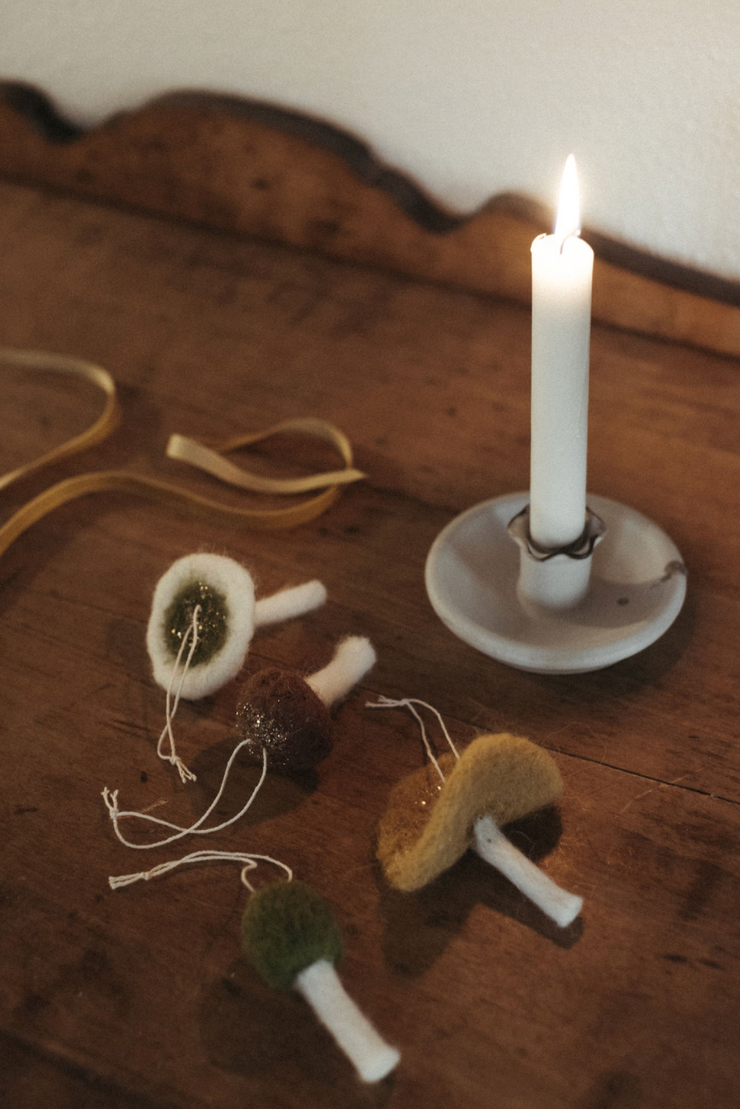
[{"left": 558, "top": 228, "right": 582, "bottom": 255}]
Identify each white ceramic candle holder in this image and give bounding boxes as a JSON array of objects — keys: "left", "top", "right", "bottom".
[{"left": 425, "top": 492, "right": 687, "bottom": 675}]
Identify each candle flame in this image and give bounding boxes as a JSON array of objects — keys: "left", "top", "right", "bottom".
[{"left": 553, "top": 154, "right": 581, "bottom": 246}]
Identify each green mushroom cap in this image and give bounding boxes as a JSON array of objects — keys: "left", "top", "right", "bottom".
[
  {"left": 162, "top": 578, "right": 229, "bottom": 667},
  {"left": 242, "top": 880, "right": 343, "bottom": 990}
]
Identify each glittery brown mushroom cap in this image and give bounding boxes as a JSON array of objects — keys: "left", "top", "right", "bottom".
[
  {"left": 377, "top": 733, "right": 563, "bottom": 892},
  {"left": 236, "top": 667, "right": 333, "bottom": 773}
]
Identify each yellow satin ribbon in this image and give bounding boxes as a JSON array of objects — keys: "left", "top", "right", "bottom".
[
  {"left": 0, "top": 347, "right": 365, "bottom": 558},
  {"left": 0, "top": 347, "right": 120, "bottom": 492},
  {"left": 166, "top": 418, "right": 364, "bottom": 494}
]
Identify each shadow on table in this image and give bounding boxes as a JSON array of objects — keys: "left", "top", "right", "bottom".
[
  {"left": 574, "top": 1070, "right": 643, "bottom": 1109},
  {"left": 185, "top": 727, "right": 320, "bottom": 825},
  {"left": 375, "top": 805, "right": 583, "bottom": 978},
  {"left": 199, "top": 958, "right": 397, "bottom": 1108}
]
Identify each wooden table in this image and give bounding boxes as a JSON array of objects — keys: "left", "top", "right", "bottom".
[{"left": 0, "top": 90, "right": 738, "bottom": 1109}]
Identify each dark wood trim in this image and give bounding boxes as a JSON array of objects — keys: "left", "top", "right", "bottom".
[{"left": 2, "top": 81, "right": 740, "bottom": 354}]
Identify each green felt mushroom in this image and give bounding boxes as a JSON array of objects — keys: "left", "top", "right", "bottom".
[{"left": 242, "top": 881, "right": 400, "bottom": 1082}]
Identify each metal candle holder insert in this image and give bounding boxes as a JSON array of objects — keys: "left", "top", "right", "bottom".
[{"left": 507, "top": 504, "right": 606, "bottom": 611}]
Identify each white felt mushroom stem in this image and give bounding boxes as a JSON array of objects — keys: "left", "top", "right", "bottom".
[
  {"left": 305, "top": 636, "right": 376, "bottom": 708},
  {"left": 472, "top": 815, "right": 583, "bottom": 928},
  {"left": 254, "top": 580, "right": 327, "bottom": 627},
  {"left": 294, "top": 959, "right": 400, "bottom": 1083}
]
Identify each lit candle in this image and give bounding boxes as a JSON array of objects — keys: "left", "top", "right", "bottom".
[{"left": 529, "top": 155, "right": 594, "bottom": 549}]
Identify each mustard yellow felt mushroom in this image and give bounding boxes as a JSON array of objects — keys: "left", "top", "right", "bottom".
[{"left": 373, "top": 701, "right": 582, "bottom": 928}]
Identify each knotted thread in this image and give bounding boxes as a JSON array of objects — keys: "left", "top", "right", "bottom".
[
  {"left": 109, "top": 849, "right": 293, "bottom": 893},
  {"left": 102, "top": 744, "right": 296, "bottom": 891},
  {"left": 102, "top": 744, "right": 268, "bottom": 850}
]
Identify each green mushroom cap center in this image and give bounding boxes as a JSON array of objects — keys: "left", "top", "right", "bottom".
[{"left": 162, "top": 579, "right": 229, "bottom": 666}]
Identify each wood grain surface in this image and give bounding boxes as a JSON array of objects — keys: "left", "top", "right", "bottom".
[
  {"left": 0, "top": 174, "right": 737, "bottom": 1109},
  {"left": 3, "top": 83, "right": 740, "bottom": 359}
]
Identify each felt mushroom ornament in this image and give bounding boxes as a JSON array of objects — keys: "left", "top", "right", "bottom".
[
  {"left": 242, "top": 879, "right": 400, "bottom": 1083},
  {"left": 146, "top": 552, "right": 375, "bottom": 781},
  {"left": 107, "top": 856, "right": 401, "bottom": 1083},
  {"left": 235, "top": 635, "right": 377, "bottom": 774},
  {"left": 371, "top": 698, "right": 583, "bottom": 928},
  {"left": 147, "top": 551, "right": 327, "bottom": 697}
]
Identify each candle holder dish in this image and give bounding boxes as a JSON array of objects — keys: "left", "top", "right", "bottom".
[{"left": 425, "top": 492, "right": 686, "bottom": 675}]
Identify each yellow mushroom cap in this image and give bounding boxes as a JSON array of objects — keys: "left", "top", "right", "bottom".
[{"left": 377, "top": 733, "right": 563, "bottom": 892}]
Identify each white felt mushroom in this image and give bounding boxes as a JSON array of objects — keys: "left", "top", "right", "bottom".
[{"left": 146, "top": 552, "right": 327, "bottom": 700}]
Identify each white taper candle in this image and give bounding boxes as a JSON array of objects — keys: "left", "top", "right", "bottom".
[{"left": 529, "top": 155, "right": 594, "bottom": 550}]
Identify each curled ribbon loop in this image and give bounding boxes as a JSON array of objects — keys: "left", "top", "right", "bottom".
[
  {"left": 0, "top": 348, "right": 365, "bottom": 558},
  {"left": 166, "top": 417, "right": 365, "bottom": 495},
  {"left": 0, "top": 346, "right": 120, "bottom": 492}
]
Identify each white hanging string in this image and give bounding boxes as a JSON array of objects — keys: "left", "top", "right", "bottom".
[
  {"left": 366, "top": 695, "right": 461, "bottom": 783},
  {"left": 105, "top": 631, "right": 294, "bottom": 898},
  {"left": 108, "top": 848, "right": 293, "bottom": 892},
  {"left": 156, "top": 603, "right": 201, "bottom": 783},
  {"left": 102, "top": 744, "right": 269, "bottom": 849}
]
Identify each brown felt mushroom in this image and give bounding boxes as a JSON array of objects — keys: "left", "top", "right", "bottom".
[
  {"left": 376, "top": 726, "right": 582, "bottom": 927},
  {"left": 236, "top": 636, "right": 377, "bottom": 773},
  {"left": 104, "top": 636, "right": 377, "bottom": 852}
]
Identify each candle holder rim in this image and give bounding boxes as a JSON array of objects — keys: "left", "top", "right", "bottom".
[{"left": 424, "top": 491, "right": 687, "bottom": 675}]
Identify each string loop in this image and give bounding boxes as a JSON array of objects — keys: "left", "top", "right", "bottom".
[
  {"left": 155, "top": 603, "right": 201, "bottom": 783},
  {"left": 102, "top": 744, "right": 269, "bottom": 850},
  {"left": 108, "top": 849, "right": 293, "bottom": 892},
  {"left": 366, "top": 695, "right": 461, "bottom": 783}
]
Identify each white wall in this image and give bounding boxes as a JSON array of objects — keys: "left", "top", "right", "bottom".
[{"left": 2, "top": 1, "right": 740, "bottom": 280}]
